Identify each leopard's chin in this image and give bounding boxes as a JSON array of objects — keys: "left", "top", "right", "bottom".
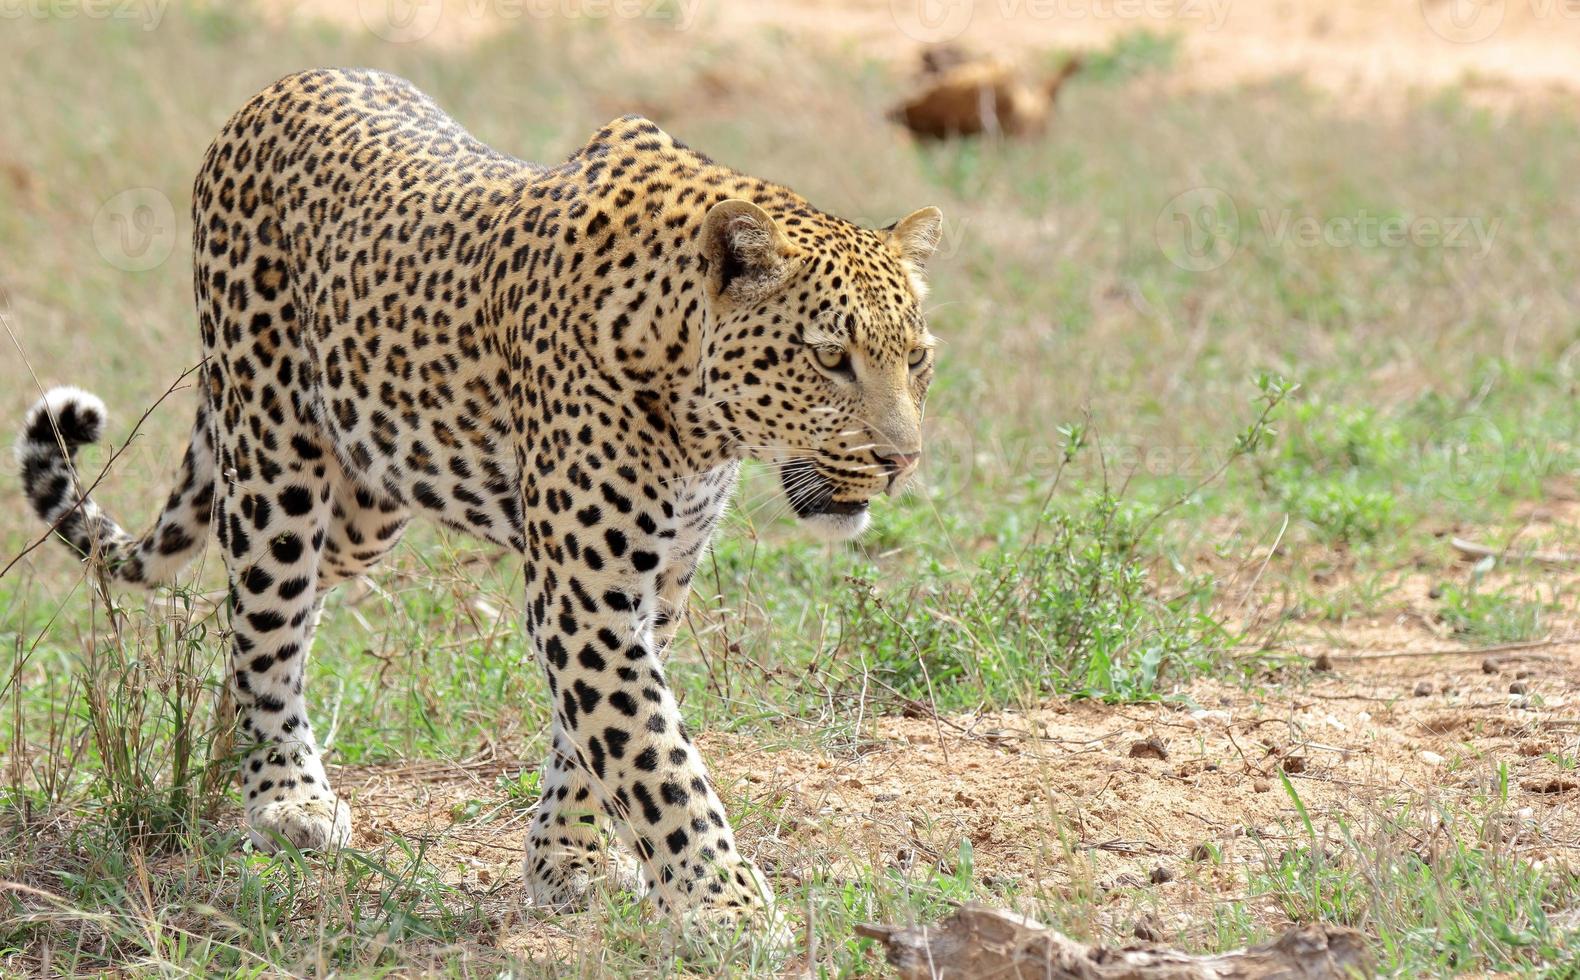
[
  {"left": 798, "top": 505, "right": 871, "bottom": 542},
  {"left": 778, "top": 457, "right": 874, "bottom": 540}
]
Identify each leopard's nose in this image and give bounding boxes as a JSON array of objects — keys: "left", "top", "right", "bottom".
[{"left": 878, "top": 450, "right": 921, "bottom": 477}]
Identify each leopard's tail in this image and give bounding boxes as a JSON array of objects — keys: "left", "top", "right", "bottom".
[{"left": 16, "top": 386, "right": 215, "bottom": 586}]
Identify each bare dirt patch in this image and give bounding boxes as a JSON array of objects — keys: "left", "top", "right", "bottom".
[{"left": 333, "top": 625, "right": 1580, "bottom": 950}]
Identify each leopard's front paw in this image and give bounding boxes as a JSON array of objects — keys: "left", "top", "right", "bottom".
[
  {"left": 655, "top": 858, "right": 792, "bottom": 945},
  {"left": 523, "top": 839, "right": 640, "bottom": 910},
  {"left": 247, "top": 796, "right": 352, "bottom": 852},
  {"left": 684, "top": 901, "right": 796, "bottom": 949}
]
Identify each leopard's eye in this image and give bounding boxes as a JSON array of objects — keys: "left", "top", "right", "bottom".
[
  {"left": 813, "top": 346, "right": 852, "bottom": 375},
  {"left": 907, "top": 347, "right": 929, "bottom": 369}
]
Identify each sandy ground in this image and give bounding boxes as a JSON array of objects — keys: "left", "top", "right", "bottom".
[
  {"left": 330, "top": 618, "right": 1580, "bottom": 955},
  {"left": 315, "top": 494, "right": 1580, "bottom": 952},
  {"left": 261, "top": 0, "right": 1580, "bottom": 100}
]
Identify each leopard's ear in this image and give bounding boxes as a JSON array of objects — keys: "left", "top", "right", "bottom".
[
  {"left": 885, "top": 206, "right": 944, "bottom": 268},
  {"left": 702, "top": 200, "right": 797, "bottom": 304}
]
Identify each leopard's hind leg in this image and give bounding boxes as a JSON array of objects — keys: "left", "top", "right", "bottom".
[{"left": 215, "top": 429, "right": 348, "bottom": 851}]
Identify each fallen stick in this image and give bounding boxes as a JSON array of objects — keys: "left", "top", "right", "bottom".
[
  {"left": 1450, "top": 537, "right": 1580, "bottom": 567},
  {"left": 1320, "top": 637, "right": 1572, "bottom": 663},
  {"left": 856, "top": 904, "right": 1372, "bottom": 979}
]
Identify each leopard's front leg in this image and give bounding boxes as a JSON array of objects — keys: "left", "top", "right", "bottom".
[
  {"left": 522, "top": 536, "right": 773, "bottom": 920},
  {"left": 522, "top": 722, "right": 639, "bottom": 908},
  {"left": 523, "top": 560, "right": 698, "bottom": 908}
]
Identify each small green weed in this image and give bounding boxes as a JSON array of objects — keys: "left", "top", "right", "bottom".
[{"left": 1436, "top": 558, "right": 1548, "bottom": 643}]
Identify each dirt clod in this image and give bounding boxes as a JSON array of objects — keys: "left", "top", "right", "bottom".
[
  {"left": 1132, "top": 913, "right": 1166, "bottom": 942},
  {"left": 1129, "top": 737, "right": 1169, "bottom": 761},
  {"left": 1483, "top": 657, "right": 1502, "bottom": 674},
  {"left": 1522, "top": 778, "right": 1578, "bottom": 795},
  {"left": 1148, "top": 866, "right": 1174, "bottom": 884},
  {"left": 1413, "top": 680, "right": 1434, "bottom": 696},
  {"left": 1509, "top": 681, "right": 1528, "bottom": 694}
]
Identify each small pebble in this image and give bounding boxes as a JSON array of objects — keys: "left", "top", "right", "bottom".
[
  {"left": 1252, "top": 778, "right": 1271, "bottom": 793},
  {"left": 1189, "top": 842, "right": 1215, "bottom": 862},
  {"left": 1510, "top": 681, "right": 1528, "bottom": 695},
  {"left": 1516, "top": 669, "right": 1534, "bottom": 680},
  {"left": 1312, "top": 652, "right": 1333, "bottom": 672},
  {"left": 1413, "top": 680, "right": 1434, "bottom": 697},
  {"left": 1482, "top": 657, "right": 1501, "bottom": 674},
  {"left": 1148, "top": 866, "right": 1173, "bottom": 885}
]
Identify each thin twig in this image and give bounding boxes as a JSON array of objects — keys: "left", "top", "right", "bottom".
[
  {"left": 1318, "top": 637, "right": 1575, "bottom": 663},
  {"left": 1450, "top": 537, "right": 1580, "bottom": 567}
]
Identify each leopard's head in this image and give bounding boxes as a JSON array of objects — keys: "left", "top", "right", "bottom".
[{"left": 700, "top": 199, "right": 943, "bottom": 540}]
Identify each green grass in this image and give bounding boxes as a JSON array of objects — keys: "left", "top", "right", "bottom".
[
  {"left": 1436, "top": 571, "right": 1551, "bottom": 644},
  {"left": 1253, "top": 776, "right": 1580, "bottom": 976},
  {"left": 3, "top": 3, "right": 1580, "bottom": 976}
]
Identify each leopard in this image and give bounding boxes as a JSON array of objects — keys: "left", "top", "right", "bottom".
[{"left": 16, "top": 68, "right": 942, "bottom": 926}]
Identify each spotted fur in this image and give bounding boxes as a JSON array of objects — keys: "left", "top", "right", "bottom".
[{"left": 17, "top": 68, "right": 942, "bottom": 922}]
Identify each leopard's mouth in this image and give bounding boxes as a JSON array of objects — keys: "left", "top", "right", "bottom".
[{"left": 778, "top": 457, "right": 873, "bottom": 520}]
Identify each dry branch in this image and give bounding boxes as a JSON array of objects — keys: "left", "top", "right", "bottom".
[
  {"left": 856, "top": 904, "right": 1371, "bottom": 979},
  {"left": 1450, "top": 537, "right": 1580, "bottom": 567}
]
